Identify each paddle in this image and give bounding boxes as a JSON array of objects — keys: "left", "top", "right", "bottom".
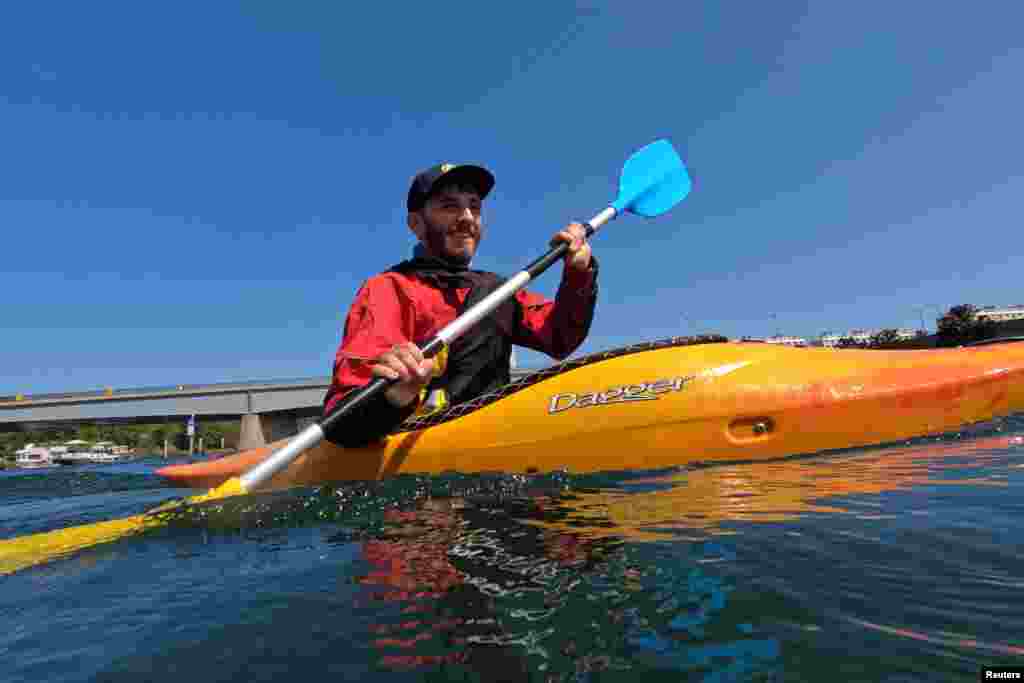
[{"left": 0, "top": 139, "right": 692, "bottom": 576}]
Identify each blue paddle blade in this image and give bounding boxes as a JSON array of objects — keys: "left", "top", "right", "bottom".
[{"left": 611, "top": 139, "right": 691, "bottom": 217}]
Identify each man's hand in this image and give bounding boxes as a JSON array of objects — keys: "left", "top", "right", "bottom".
[
  {"left": 371, "top": 342, "right": 435, "bottom": 407},
  {"left": 550, "top": 223, "right": 592, "bottom": 272}
]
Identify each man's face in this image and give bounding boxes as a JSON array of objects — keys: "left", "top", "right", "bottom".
[{"left": 411, "top": 187, "right": 483, "bottom": 266}]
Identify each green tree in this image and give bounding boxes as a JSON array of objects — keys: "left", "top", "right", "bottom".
[
  {"left": 150, "top": 426, "right": 167, "bottom": 449},
  {"left": 173, "top": 431, "right": 191, "bottom": 451},
  {"left": 937, "top": 304, "right": 997, "bottom": 347},
  {"left": 200, "top": 425, "right": 225, "bottom": 449},
  {"left": 897, "top": 329, "right": 935, "bottom": 349},
  {"left": 122, "top": 428, "right": 141, "bottom": 448},
  {"left": 109, "top": 426, "right": 140, "bottom": 447},
  {"left": 868, "top": 329, "right": 901, "bottom": 348}
]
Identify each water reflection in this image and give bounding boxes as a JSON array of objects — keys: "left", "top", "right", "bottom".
[
  {"left": 340, "top": 484, "right": 782, "bottom": 681},
  {"left": 534, "top": 432, "right": 1024, "bottom": 542},
  {"left": 349, "top": 494, "right": 609, "bottom": 678}
]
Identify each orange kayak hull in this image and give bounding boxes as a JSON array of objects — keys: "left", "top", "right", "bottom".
[{"left": 155, "top": 339, "right": 1024, "bottom": 490}]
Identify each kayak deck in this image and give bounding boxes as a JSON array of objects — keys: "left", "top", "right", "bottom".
[{"left": 156, "top": 337, "right": 1024, "bottom": 490}]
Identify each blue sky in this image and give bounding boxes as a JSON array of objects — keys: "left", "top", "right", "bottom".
[{"left": 3, "top": 2, "right": 1023, "bottom": 394}]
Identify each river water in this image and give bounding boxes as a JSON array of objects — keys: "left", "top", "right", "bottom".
[{"left": 2, "top": 417, "right": 1023, "bottom": 682}]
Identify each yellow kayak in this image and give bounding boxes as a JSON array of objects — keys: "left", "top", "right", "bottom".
[{"left": 156, "top": 337, "right": 1024, "bottom": 490}]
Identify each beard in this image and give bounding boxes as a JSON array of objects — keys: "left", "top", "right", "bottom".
[{"left": 419, "top": 214, "right": 481, "bottom": 267}]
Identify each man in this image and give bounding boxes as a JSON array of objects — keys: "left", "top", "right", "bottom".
[{"left": 322, "top": 162, "right": 598, "bottom": 447}]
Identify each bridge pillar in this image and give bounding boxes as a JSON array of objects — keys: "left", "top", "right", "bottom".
[
  {"left": 238, "top": 412, "right": 308, "bottom": 451},
  {"left": 238, "top": 414, "right": 266, "bottom": 451}
]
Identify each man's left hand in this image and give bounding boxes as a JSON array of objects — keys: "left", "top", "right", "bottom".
[{"left": 550, "top": 223, "right": 592, "bottom": 272}]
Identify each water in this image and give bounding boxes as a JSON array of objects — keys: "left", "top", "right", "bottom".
[{"left": 2, "top": 418, "right": 1024, "bottom": 682}]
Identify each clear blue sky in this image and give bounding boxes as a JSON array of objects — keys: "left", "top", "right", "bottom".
[{"left": 3, "top": 2, "right": 1023, "bottom": 394}]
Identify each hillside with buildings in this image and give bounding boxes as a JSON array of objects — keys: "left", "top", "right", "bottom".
[{"left": 757, "top": 304, "right": 1024, "bottom": 348}]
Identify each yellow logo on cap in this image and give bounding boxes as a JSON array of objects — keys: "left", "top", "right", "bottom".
[{"left": 440, "top": 163, "right": 455, "bottom": 174}]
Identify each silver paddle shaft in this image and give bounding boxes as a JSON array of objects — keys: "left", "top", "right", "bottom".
[{"left": 240, "top": 422, "right": 325, "bottom": 490}]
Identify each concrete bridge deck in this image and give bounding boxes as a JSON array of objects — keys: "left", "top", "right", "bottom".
[{"left": 0, "top": 370, "right": 534, "bottom": 448}]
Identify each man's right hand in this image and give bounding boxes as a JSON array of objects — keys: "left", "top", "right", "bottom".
[{"left": 371, "top": 342, "right": 435, "bottom": 407}]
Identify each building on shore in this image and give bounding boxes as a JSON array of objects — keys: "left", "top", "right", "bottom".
[
  {"left": 974, "top": 305, "right": 1024, "bottom": 323},
  {"left": 763, "top": 335, "right": 809, "bottom": 347},
  {"left": 819, "top": 329, "right": 918, "bottom": 347},
  {"left": 821, "top": 330, "right": 870, "bottom": 347}
]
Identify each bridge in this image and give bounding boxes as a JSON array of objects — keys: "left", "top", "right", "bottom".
[{"left": 0, "top": 370, "right": 534, "bottom": 450}]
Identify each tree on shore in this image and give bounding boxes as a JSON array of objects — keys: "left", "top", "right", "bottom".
[
  {"left": 1, "top": 420, "right": 244, "bottom": 459},
  {"left": 79, "top": 424, "right": 100, "bottom": 442},
  {"left": 869, "top": 329, "right": 902, "bottom": 348},
  {"left": 936, "top": 304, "right": 997, "bottom": 347}
]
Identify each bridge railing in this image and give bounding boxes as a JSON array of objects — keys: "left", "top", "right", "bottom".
[{"left": 2, "top": 370, "right": 535, "bottom": 405}]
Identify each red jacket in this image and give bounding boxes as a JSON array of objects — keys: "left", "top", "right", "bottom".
[{"left": 323, "top": 264, "right": 597, "bottom": 419}]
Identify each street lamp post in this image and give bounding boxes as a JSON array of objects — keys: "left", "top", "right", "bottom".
[{"left": 914, "top": 305, "right": 942, "bottom": 333}]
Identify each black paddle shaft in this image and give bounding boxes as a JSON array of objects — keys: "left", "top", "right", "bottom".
[{"left": 523, "top": 222, "right": 596, "bottom": 279}]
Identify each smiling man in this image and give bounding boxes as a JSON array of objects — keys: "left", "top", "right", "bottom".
[{"left": 322, "top": 162, "right": 599, "bottom": 447}]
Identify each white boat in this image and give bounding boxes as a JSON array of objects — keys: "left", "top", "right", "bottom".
[
  {"left": 14, "top": 444, "right": 55, "bottom": 469},
  {"left": 86, "top": 442, "right": 134, "bottom": 463},
  {"left": 59, "top": 440, "right": 97, "bottom": 465},
  {"left": 89, "top": 442, "right": 118, "bottom": 463},
  {"left": 64, "top": 450, "right": 96, "bottom": 464},
  {"left": 49, "top": 445, "right": 71, "bottom": 465}
]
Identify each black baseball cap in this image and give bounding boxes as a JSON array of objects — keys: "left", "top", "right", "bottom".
[{"left": 407, "top": 163, "right": 495, "bottom": 211}]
